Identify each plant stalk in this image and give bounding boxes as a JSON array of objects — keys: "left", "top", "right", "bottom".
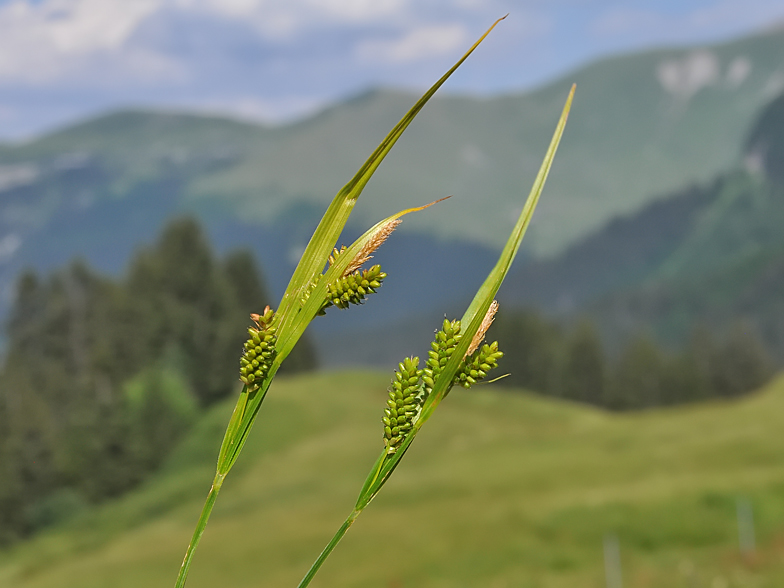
[
  {"left": 174, "top": 472, "right": 226, "bottom": 588},
  {"left": 297, "top": 509, "right": 361, "bottom": 588}
]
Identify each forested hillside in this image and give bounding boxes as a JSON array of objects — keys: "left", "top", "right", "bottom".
[
  {"left": 498, "top": 87, "right": 784, "bottom": 363},
  {"left": 0, "top": 218, "right": 316, "bottom": 543}
]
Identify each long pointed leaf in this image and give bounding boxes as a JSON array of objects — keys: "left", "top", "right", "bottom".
[
  {"left": 358, "top": 84, "right": 575, "bottom": 509},
  {"left": 296, "top": 82, "right": 575, "bottom": 588},
  {"left": 276, "top": 198, "right": 447, "bottom": 356},
  {"left": 419, "top": 83, "right": 575, "bottom": 425},
  {"left": 275, "top": 16, "right": 507, "bottom": 328}
]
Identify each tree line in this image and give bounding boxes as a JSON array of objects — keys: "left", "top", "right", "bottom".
[
  {"left": 0, "top": 217, "right": 316, "bottom": 543},
  {"left": 0, "top": 217, "right": 776, "bottom": 545},
  {"left": 490, "top": 311, "right": 774, "bottom": 410}
]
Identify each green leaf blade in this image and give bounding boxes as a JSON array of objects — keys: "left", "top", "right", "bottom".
[
  {"left": 275, "top": 16, "right": 508, "bottom": 327},
  {"left": 421, "top": 83, "right": 575, "bottom": 425}
]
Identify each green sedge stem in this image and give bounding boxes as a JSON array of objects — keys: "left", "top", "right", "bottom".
[
  {"left": 297, "top": 454, "right": 385, "bottom": 587},
  {"left": 173, "top": 382, "right": 272, "bottom": 588},
  {"left": 297, "top": 509, "right": 361, "bottom": 588},
  {"left": 174, "top": 472, "right": 226, "bottom": 588},
  {"left": 297, "top": 83, "right": 575, "bottom": 588}
]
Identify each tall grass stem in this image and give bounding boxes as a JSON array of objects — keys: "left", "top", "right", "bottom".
[
  {"left": 297, "top": 510, "right": 360, "bottom": 588},
  {"left": 174, "top": 473, "right": 225, "bottom": 588}
]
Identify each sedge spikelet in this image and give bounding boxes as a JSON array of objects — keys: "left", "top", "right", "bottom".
[
  {"left": 455, "top": 341, "right": 503, "bottom": 389},
  {"left": 299, "top": 249, "right": 387, "bottom": 315},
  {"left": 327, "top": 246, "right": 347, "bottom": 268},
  {"left": 300, "top": 275, "right": 328, "bottom": 316},
  {"left": 239, "top": 306, "right": 277, "bottom": 389},
  {"left": 383, "top": 356, "right": 422, "bottom": 454},
  {"left": 325, "top": 265, "right": 386, "bottom": 310},
  {"left": 421, "top": 318, "right": 462, "bottom": 400}
]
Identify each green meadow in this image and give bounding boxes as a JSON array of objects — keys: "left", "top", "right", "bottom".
[{"left": 2, "top": 370, "right": 784, "bottom": 587}]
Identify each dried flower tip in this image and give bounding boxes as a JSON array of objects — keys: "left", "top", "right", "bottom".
[
  {"left": 250, "top": 306, "right": 276, "bottom": 329},
  {"left": 239, "top": 307, "right": 278, "bottom": 390},
  {"left": 345, "top": 219, "right": 401, "bottom": 276},
  {"left": 383, "top": 356, "right": 423, "bottom": 455},
  {"left": 455, "top": 340, "right": 503, "bottom": 389},
  {"left": 466, "top": 300, "right": 499, "bottom": 357}
]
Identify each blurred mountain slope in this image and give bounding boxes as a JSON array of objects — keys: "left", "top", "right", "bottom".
[
  {"left": 501, "top": 88, "right": 784, "bottom": 357},
  {"left": 2, "top": 26, "right": 784, "bottom": 364},
  {"left": 2, "top": 26, "right": 784, "bottom": 258},
  {"left": 2, "top": 370, "right": 784, "bottom": 586}
]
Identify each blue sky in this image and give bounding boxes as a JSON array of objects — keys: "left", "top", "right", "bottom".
[{"left": 0, "top": 0, "right": 783, "bottom": 138}]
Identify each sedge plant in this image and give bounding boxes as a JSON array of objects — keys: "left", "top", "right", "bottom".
[
  {"left": 174, "top": 15, "right": 574, "bottom": 587},
  {"left": 296, "top": 86, "right": 574, "bottom": 588}
]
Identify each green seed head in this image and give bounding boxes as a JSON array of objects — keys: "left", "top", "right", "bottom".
[
  {"left": 299, "top": 260, "right": 387, "bottom": 316},
  {"left": 299, "top": 275, "right": 329, "bottom": 316},
  {"left": 383, "top": 356, "right": 422, "bottom": 455},
  {"left": 239, "top": 308, "right": 278, "bottom": 391},
  {"left": 421, "top": 318, "right": 462, "bottom": 402},
  {"left": 454, "top": 340, "right": 503, "bottom": 389},
  {"left": 326, "top": 265, "right": 387, "bottom": 310}
]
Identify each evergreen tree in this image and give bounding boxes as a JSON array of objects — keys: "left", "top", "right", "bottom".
[
  {"left": 490, "top": 310, "right": 561, "bottom": 394},
  {"left": 605, "top": 334, "right": 666, "bottom": 410},
  {"left": 710, "top": 322, "right": 773, "bottom": 398},
  {"left": 126, "top": 217, "right": 235, "bottom": 405},
  {"left": 0, "top": 216, "right": 317, "bottom": 543},
  {"left": 561, "top": 319, "right": 606, "bottom": 404}
]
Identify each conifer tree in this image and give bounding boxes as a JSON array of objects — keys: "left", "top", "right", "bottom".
[{"left": 561, "top": 319, "right": 605, "bottom": 404}]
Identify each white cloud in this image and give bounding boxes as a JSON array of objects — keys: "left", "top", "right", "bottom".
[
  {"left": 0, "top": 0, "right": 165, "bottom": 81},
  {"left": 0, "top": 0, "right": 492, "bottom": 87},
  {"left": 302, "top": 0, "right": 407, "bottom": 24},
  {"left": 356, "top": 23, "right": 469, "bottom": 64},
  {"left": 592, "top": 8, "right": 664, "bottom": 36},
  {"left": 0, "top": 0, "right": 159, "bottom": 53},
  {"left": 175, "top": 0, "right": 406, "bottom": 22},
  {"left": 592, "top": 1, "right": 784, "bottom": 43},
  {"left": 0, "top": 0, "right": 780, "bottom": 139},
  {"left": 168, "top": 0, "right": 410, "bottom": 40}
]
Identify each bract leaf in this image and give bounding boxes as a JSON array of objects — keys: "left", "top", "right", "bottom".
[{"left": 275, "top": 16, "right": 507, "bottom": 331}]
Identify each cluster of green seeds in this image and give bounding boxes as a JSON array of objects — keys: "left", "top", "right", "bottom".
[
  {"left": 422, "top": 319, "right": 462, "bottom": 396},
  {"left": 239, "top": 307, "right": 277, "bottom": 389},
  {"left": 299, "top": 247, "right": 387, "bottom": 314},
  {"left": 383, "top": 357, "right": 423, "bottom": 454},
  {"left": 300, "top": 274, "right": 328, "bottom": 316},
  {"left": 326, "top": 265, "right": 386, "bottom": 310},
  {"left": 454, "top": 341, "right": 503, "bottom": 388},
  {"left": 380, "top": 318, "right": 503, "bottom": 452}
]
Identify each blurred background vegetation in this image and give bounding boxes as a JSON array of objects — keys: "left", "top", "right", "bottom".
[
  {"left": 3, "top": 7, "right": 784, "bottom": 587},
  {"left": 0, "top": 218, "right": 317, "bottom": 542}
]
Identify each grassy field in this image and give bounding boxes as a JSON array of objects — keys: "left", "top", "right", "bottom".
[{"left": 1, "top": 370, "right": 784, "bottom": 587}]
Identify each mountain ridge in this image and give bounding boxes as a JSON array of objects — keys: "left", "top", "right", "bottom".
[
  {"left": 3, "top": 25, "right": 784, "bottom": 252},
  {"left": 3, "top": 26, "right": 784, "bottom": 365}
]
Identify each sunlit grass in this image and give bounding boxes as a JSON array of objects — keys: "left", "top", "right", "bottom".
[{"left": 2, "top": 372, "right": 784, "bottom": 587}]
